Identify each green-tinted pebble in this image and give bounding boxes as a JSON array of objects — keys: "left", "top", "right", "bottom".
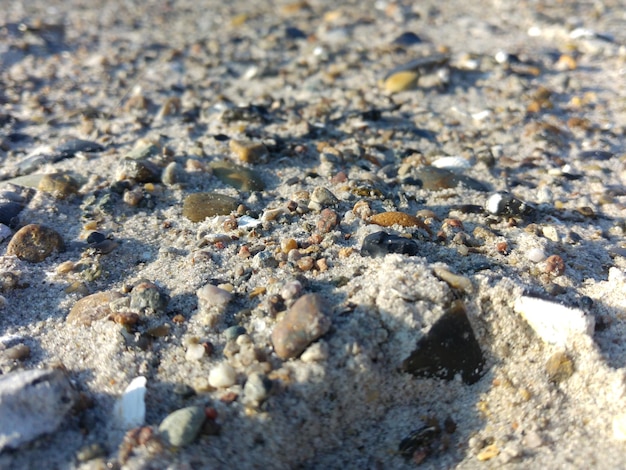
[
  {"left": 37, "top": 173, "right": 79, "bottom": 198},
  {"left": 183, "top": 192, "right": 239, "bottom": 222},
  {"left": 413, "top": 166, "right": 488, "bottom": 191},
  {"left": 158, "top": 406, "right": 206, "bottom": 447},
  {"left": 210, "top": 161, "right": 265, "bottom": 191}
]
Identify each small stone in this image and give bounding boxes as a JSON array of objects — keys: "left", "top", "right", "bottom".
[
  {"left": 210, "top": 161, "right": 265, "bottom": 191},
  {"left": 229, "top": 139, "right": 268, "bottom": 164},
  {"left": 3, "top": 343, "right": 30, "bottom": 361},
  {"left": 542, "top": 226, "right": 560, "bottom": 242},
  {"left": 6, "top": 224, "right": 65, "bottom": 262},
  {"left": 369, "top": 211, "right": 429, "bottom": 232},
  {"left": 224, "top": 325, "right": 247, "bottom": 342},
  {"left": 413, "top": 166, "right": 488, "bottom": 191},
  {"left": 113, "top": 376, "right": 147, "bottom": 429},
  {"left": 161, "top": 162, "right": 182, "bottom": 186},
  {"left": 432, "top": 267, "right": 473, "bottom": 293},
  {"left": 158, "top": 406, "right": 206, "bottom": 447},
  {"left": 281, "top": 238, "right": 298, "bottom": 254},
  {"left": 544, "top": 255, "right": 566, "bottom": 276},
  {"left": 271, "top": 293, "right": 331, "bottom": 360},
  {"left": 0, "top": 368, "right": 77, "bottom": 451},
  {"left": 0, "top": 202, "right": 24, "bottom": 226},
  {"left": 317, "top": 208, "right": 338, "bottom": 233},
  {"left": 526, "top": 247, "right": 546, "bottom": 263},
  {"left": 308, "top": 187, "right": 339, "bottom": 211},
  {"left": 185, "top": 343, "right": 206, "bottom": 361},
  {"left": 115, "top": 158, "right": 161, "bottom": 183},
  {"left": 55, "top": 139, "right": 103, "bottom": 158},
  {"left": 123, "top": 187, "right": 143, "bottom": 206},
  {"left": 76, "top": 443, "right": 106, "bottom": 463},
  {"left": 67, "top": 291, "right": 123, "bottom": 326},
  {"left": 208, "top": 363, "right": 237, "bottom": 388},
  {"left": 37, "top": 173, "right": 79, "bottom": 198},
  {"left": 382, "top": 70, "right": 420, "bottom": 93},
  {"left": 130, "top": 281, "right": 169, "bottom": 315},
  {"left": 392, "top": 31, "right": 423, "bottom": 47},
  {"left": 197, "top": 284, "right": 232, "bottom": 313},
  {"left": 361, "top": 231, "right": 418, "bottom": 257},
  {"left": 476, "top": 443, "right": 499, "bottom": 461},
  {"left": 486, "top": 192, "right": 535, "bottom": 217},
  {"left": 545, "top": 351, "right": 574, "bottom": 384},
  {"left": 281, "top": 280, "right": 303, "bottom": 301},
  {"left": 402, "top": 301, "right": 485, "bottom": 385},
  {"left": 183, "top": 193, "right": 239, "bottom": 222},
  {"left": 242, "top": 373, "right": 272, "bottom": 407}
]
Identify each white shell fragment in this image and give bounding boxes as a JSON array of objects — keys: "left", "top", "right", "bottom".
[
  {"left": 431, "top": 156, "right": 471, "bottom": 172},
  {"left": 113, "top": 376, "right": 147, "bottom": 429},
  {"left": 514, "top": 295, "right": 594, "bottom": 346}
]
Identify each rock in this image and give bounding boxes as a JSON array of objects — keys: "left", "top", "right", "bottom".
[
  {"left": 130, "top": 281, "right": 169, "bottom": 315},
  {"left": 382, "top": 70, "right": 420, "bottom": 93},
  {"left": 308, "top": 187, "right": 338, "bottom": 211},
  {"left": 37, "top": 173, "right": 79, "bottom": 198},
  {"left": 513, "top": 295, "right": 595, "bottom": 346},
  {"left": 158, "top": 406, "right": 206, "bottom": 447},
  {"left": 0, "top": 368, "right": 77, "bottom": 451},
  {"left": 369, "top": 211, "right": 430, "bottom": 232},
  {"left": 402, "top": 301, "right": 485, "bottom": 385},
  {"left": 0, "top": 202, "right": 24, "bottom": 226},
  {"left": 317, "top": 208, "right": 338, "bottom": 233},
  {"left": 229, "top": 139, "right": 268, "bottom": 163},
  {"left": 6, "top": 224, "right": 65, "bottom": 262},
  {"left": 360, "top": 231, "right": 419, "bottom": 257},
  {"left": 242, "top": 372, "right": 272, "bottom": 407},
  {"left": 183, "top": 192, "right": 239, "bottom": 222},
  {"left": 271, "top": 293, "right": 331, "bottom": 360},
  {"left": 412, "top": 166, "right": 488, "bottom": 191},
  {"left": 485, "top": 192, "right": 535, "bottom": 217},
  {"left": 197, "top": 284, "right": 232, "bottom": 313},
  {"left": 208, "top": 363, "right": 236, "bottom": 388},
  {"left": 432, "top": 267, "right": 473, "bottom": 293},
  {"left": 113, "top": 376, "right": 147, "bottom": 429},
  {"left": 55, "top": 139, "right": 103, "bottom": 158},
  {"left": 545, "top": 352, "right": 574, "bottom": 384},
  {"left": 161, "top": 161, "right": 182, "bottom": 186},
  {"left": 224, "top": 325, "right": 246, "bottom": 342},
  {"left": 115, "top": 158, "right": 161, "bottom": 183},
  {"left": 67, "top": 291, "right": 123, "bottom": 326},
  {"left": 210, "top": 160, "right": 265, "bottom": 191},
  {"left": 392, "top": 31, "right": 423, "bottom": 47},
  {"left": 526, "top": 247, "right": 546, "bottom": 263}
]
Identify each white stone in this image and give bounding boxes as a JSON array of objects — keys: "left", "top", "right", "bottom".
[
  {"left": 185, "top": 343, "right": 206, "bottom": 361},
  {"left": 431, "top": 156, "right": 471, "bottom": 172},
  {"left": 197, "top": 284, "right": 232, "bottom": 312},
  {"left": 113, "top": 376, "right": 147, "bottom": 429},
  {"left": 514, "top": 295, "right": 594, "bottom": 346},
  {"left": 208, "top": 363, "right": 236, "bottom": 388},
  {"left": 526, "top": 247, "right": 546, "bottom": 263}
]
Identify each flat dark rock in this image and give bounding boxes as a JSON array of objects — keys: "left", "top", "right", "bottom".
[{"left": 361, "top": 231, "right": 419, "bottom": 257}]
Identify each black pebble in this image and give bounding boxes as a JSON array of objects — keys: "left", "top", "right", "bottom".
[
  {"left": 86, "top": 231, "right": 106, "bottom": 244},
  {"left": 55, "top": 139, "right": 104, "bottom": 159},
  {"left": 392, "top": 32, "right": 422, "bottom": 47},
  {"left": 402, "top": 301, "right": 485, "bottom": 385},
  {"left": 360, "top": 231, "right": 419, "bottom": 257},
  {"left": 579, "top": 150, "right": 614, "bottom": 161}
]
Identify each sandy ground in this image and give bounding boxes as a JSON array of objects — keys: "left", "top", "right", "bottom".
[{"left": 1, "top": 0, "right": 626, "bottom": 468}]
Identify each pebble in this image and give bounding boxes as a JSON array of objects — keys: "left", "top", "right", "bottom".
[
  {"left": 161, "top": 161, "right": 182, "bottom": 186},
  {"left": 432, "top": 267, "right": 473, "bottom": 293},
  {"left": 431, "top": 156, "right": 471, "bottom": 172},
  {"left": 242, "top": 372, "right": 272, "bottom": 407},
  {"left": 412, "top": 166, "right": 488, "bottom": 191},
  {"left": 545, "top": 351, "right": 574, "bottom": 384},
  {"left": 197, "top": 284, "right": 232, "bottom": 313},
  {"left": 113, "top": 376, "right": 147, "bottom": 429},
  {"left": 271, "top": 293, "right": 331, "bottom": 360},
  {"left": 183, "top": 193, "right": 239, "bottom": 222},
  {"left": 67, "top": 291, "right": 123, "bottom": 326},
  {"left": 369, "top": 211, "right": 429, "bottom": 231},
  {"left": 317, "top": 208, "right": 338, "bottom": 233},
  {"left": 526, "top": 247, "right": 546, "bottom": 263},
  {"left": 2, "top": 343, "right": 30, "bottom": 361},
  {"left": 115, "top": 158, "right": 161, "bottom": 183},
  {"left": 308, "top": 187, "right": 339, "bottom": 211},
  {"left": 6, "top": 224, "right": 65, "bottom": 262},
  {"left": 158, "top": 406, "right": 206, "bottom": 447},
  {"left": 185, "top": 342, "right": 206, "bottom": 361},
  {"left": 486, "top": 192, "right": 534, "bottom": 217},
  {"left": 37, "top": 173, "right": 79, "bottom": 198},
  {"left": 55, "top": 139, "right": 103, "bottom": 159},
  {"left": 0, "top": 368, "right": 77, "bottom": 451},
  {"left": 210, "top": 160, "right": 265, "bottom": 191},
  {"left": 360, "top": 231, "right": 419, "bottom": 257},
  {"left": 208, "top": 362, "right": 237, "bottom": 388},
  {"left": 224, "top": 325, "right": 247, "bottom": 342},
  {"left": 130, "top": 281, "right": 169, "bottom": 315},
  {"left": 0, "top": 201, "right": 24, "bottom": 226},
  {"left": 544, "top": 254, "right": 566, "bottom": 276},
  {"left": 392, "top": 31, "right": 422, "bottom": 47},
  {"left": 402, "top": 301, "right": 485, "bottom": 385},
  {"left": 514, "top": 295, "right": 594, "bottom": 346},
  {"left": 382, "top": 70, "right": 420, "bottom": 93},
  {"left": 229, "top": 139, "right": 268, "bottom": 164}
]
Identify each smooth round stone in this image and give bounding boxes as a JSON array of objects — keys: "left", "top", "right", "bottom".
[
  {"left": 224, "top": 325, "right": 246, "bottom": 342},
  {"left": 37, "top": 173, "right": 79, "bottom": 198},
  {"left": 0, "top": 202, "right": 24, "bottom": 226},
  {"left": 185, "top": 343, "right": 206, "bottom": 361},
  {"left": 208, "top": 363, "right": 236, "bottom": 388},
  {"left": 382, "top": 71, "right": 420, "bottom": 93},
  {"left": 360, "top": 231, "right": 418, "bottom": 258},
  {"left": 158, "top": 406, "right": 206, "bottom": 447},
  {"left": 67, "top": 291, "right": 123, "bottom": 326},
  {"left": 242, "top": 372, "right": 272, "bottom": 407},
  {"left": 209, "top": 161, "right": 265, "bottom": 191},
  {"left": 526, "top": 247, "right": 546, "bottom": 263},
  {"left": 6, "top": 224, "right": 65, "bottom": 262},
  {"left": 183, "top": 193, "right": 239, "bottom": 222}
]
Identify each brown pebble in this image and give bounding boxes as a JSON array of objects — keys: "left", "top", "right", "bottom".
[
  {"left": 382, "top": 71, "right": 420, "bottom": 93},
  {"left": 317, "top": 208, "right": 338, "bottom": 233},
  {"left": 545, "top": 255, "right": 565, "bottom": 276},
  {"left": 183, "top": 193, "right": 239, "bottom": 222},
  {"left": 4, "top": 343, "right": 30, "bottom": 361},
  {"left": 67, "top": 291, "right": 123, "bottom": 326},
  {"left": 281, "top": 238, "right": 298, "bottom": 254},
  {"left": 271, "top": 294, "right": 331, "bottom": 359},
  {"left": 6, "top": 224, "right": 65, "bottom": 262},
  {"left": 229, "top": 139, "right": 268, "bottom": 164},
  {"left": 297, "top": 256, "right": 315, "bottom": 271},
  {"left": 369, "top": 211, "right": 430, "bottom": 234},
  {"left": 38, "top": 173, "right": 79, "bottom": 199},
  {"left": 546, "top": 351, "right": 574, "bottom": 384}
]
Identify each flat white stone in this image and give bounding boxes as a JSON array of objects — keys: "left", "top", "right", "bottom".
[
  {"left": 113, "top": 376, "right": 147, "bottom": 429},
  {"left": 514, "top": 295, "right": 594, "bottom": 346},
  {"left": 208, "top": 363, "right": 236, "bottom": 388},
  {"left": 431, "top": 156, "right": 471, "bottom": 172}
]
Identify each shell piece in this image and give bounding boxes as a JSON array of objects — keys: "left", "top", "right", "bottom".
[
  {"left": 113, "top": 376, "right": 147, "bottom": 429},
  {"left": 369, "top": 211, "right": 430, "bottom": 233}
]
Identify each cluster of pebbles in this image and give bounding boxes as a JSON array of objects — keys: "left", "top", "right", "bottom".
[{"left": 1, "top": 0, "right": 626, "bottom": 468}]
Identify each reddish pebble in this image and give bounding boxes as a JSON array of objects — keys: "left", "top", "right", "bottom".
[
  {"left": 545, "top": 255, "right": 565, "bottom": 276},
  {"left": 317, "top": 208, "right": 338, "bottom": 233}
]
